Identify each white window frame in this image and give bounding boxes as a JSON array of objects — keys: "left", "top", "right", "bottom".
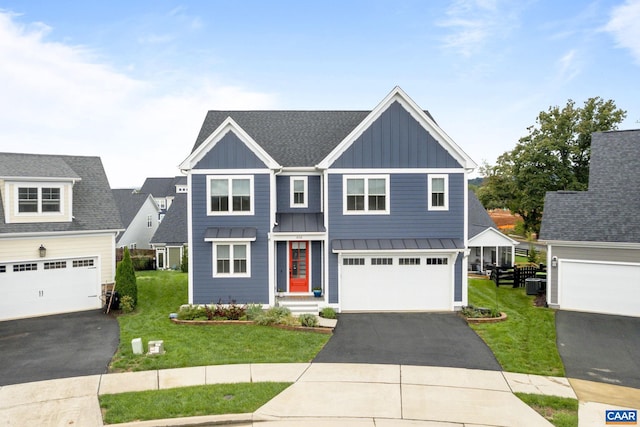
[
  {"left": 147, "top": 214, "right": 153, "bottom": 228},
  {"left": 290, "top": 176, "right": 308, "bottom": 208},
  {"left": 14, "top": 184, "right": 65, "bottom": 216},
  {"left": 342, "top": 175, "right": 390, "bottom": 215},
  {"left": 212, "top": 242, "right": 251, "bottom": 277},
  {"left": 207, "top": 175, "right": 254, "bottom": 216},
  {"left": 428, "top": 174, "right": 449, "bottom": 211}
]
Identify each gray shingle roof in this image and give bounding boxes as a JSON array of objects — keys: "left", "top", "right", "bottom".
[
  {"left": 539, "top": 129, "right": 640, "bottom": 243},
  {"left": 0, "top": 153, "right": 123, "bottom": 233},
  {"left": 140, "top": 176, "right": 185, "bottom": 198},
  {"left": 192, "top": 111, "right": 370, "bottom": 167},
  {"left": 468, "top": 191, "right": 497, "bottom": 239},
  {"left": 150, "top": 193, "right": 187, "bottom": 245},
  {"left": 112, "top": 189, "right": 149, "bottom": 229}
]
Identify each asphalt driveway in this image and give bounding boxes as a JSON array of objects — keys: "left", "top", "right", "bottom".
[
  {"left": 314, "top": 312, "right": 501, "bottom": 370},
  {"left": 556, "top": 311, "right": 640, "bottom": 389},
  {"left": 0, "top": 310, "right": 120, "bottom": 386}
]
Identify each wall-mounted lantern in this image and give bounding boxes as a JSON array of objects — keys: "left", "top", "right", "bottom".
[
  {"left": 39, "top": 244, "right": 47, "bottom": 258},
  {"left": 551, "top": 256, "right": 558, "bottom": 268}
]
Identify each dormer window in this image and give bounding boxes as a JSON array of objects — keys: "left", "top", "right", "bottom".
[{"left": 18, "top": 186, "right": 61, "bottom": 213}]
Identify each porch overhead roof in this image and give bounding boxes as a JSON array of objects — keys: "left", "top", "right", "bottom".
[
  {"left": 273, "top": 213, "right": 325, "bottom": 233},
  {"left": 204, "top": 227, "right": 257, "bottom": 241},
  {"left": 332, "top": 238, "right": 464, "bottom": 252}
]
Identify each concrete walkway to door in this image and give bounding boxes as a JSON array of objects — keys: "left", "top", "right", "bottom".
[{"left": 313, "top": 312, "right": 502, "bottom": 371}]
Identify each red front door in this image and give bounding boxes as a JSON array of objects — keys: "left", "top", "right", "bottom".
[{"left": 289, "top": 241, "right": 309, "bottom": 293}]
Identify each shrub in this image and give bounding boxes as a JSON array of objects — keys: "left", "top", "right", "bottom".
[
  {"left": 177, "top": 305, "right": 208, "bottom": 321},
  {"left": 245, "top": 304, "right": 264, "bottom": 321},
  {"left": 255, "top": 306, "right": 292, "bottom": 326},
  {"left": 319, "top": 307, "right": 337, "bottom": 319},
  {"left": 181, "top": 248, "right": 188, "bottom": 273},
  {"left": 299, "top": 314, "right": 318, "bottom": 327},
  {"left": 116, "top": 247, "right": 138, "bottom": 307},
  {"left": 120, "top": 295, "right": 135, "bottom": 314},
  {"left": 131, "top": 256, "right": 155, "bottom": 271}
]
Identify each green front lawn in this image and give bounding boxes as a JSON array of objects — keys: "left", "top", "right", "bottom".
[
  {"left": 100, "top": 382, "right": 291, "bottom": 424},
  {"left": 109, "top": 271, "right": 330, "bottom": 372},
  {"left": 467, "top": 277, "right": 565, "bottom": 377}
]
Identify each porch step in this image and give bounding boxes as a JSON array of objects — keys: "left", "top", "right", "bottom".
[{"left": 277, "top": 299, "right": 320, "bottom": 315}]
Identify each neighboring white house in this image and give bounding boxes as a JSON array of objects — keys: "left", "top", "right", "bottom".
[
  {"left": 112, "top": 189, "right": 160, "bottom": 249},
  {"left": 150, "top": 193, "right": 187, "bottom": 270},
  {"left": 467, "top": 192, "right": 518, "bottom": 273},
  {"left": 539, "top": 130, "right": 640, "bottom": 318},
  {"left": 0, "top": 153, "right": 123, "bottom": 321}
]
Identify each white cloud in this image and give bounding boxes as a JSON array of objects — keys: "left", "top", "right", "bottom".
[
  {"left": 0, "top": 12, "right": 276, "bottom": 188},
  {"left": 604, "top": 0, "right": 640, "bottom": 65},
  {"left": 438, "top": 0, "right": 520, "bottom": 57},
  {"left": 557, "top": 49, "right": 581, "bottom": 82}
]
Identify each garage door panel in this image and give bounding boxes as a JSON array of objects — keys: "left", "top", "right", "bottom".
[
  {"left": 0, "top": 258, "right": 100, "bottom": 321},
  {"left": 559, "top": 260, "right": 640, "bottom": 317},
  {"left": 340, "top": 254, "right": 452, "bottom": 312}
]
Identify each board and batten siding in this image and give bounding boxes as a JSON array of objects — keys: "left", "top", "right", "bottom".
[
  {"left": 194, "top": 130, "right": 266, "bottom": 169},
  {"left": 275, "top": 175, "right": 322, "bottom": 213},
  {"left": 331, "top": 101, "right": 462, "bottom": 169},
  {"left": 0, "top": 233, "right": 115, "bottom": 284},
  {"left": 189, "top": 172, "right": 271, "bottom": 304},
  {"left": 547, "top": 245, "right": 640, "bottom": 304}
]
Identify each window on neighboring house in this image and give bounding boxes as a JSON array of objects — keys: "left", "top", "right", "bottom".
[
  {"left": 208, "top": 176, "right": 253, "bottom": 215},
  {"left": 41, "top": 188, "right": 60, "bottom": 212},
  {"left": 157, "top": 199, "right": 166, "bottom": 209},
  {"left": 18, "top": 187, "right": 61, "bottom": 213},
  {"left": 290, "top": 177, "right": 307, "bottom": 208},
  {"left": 428, "top": 175, "right": 448, "bottom": 210},
  {"left": 147, "top": 214, "right": 153, "bottom": 228},
  {"left": 213, "top": 243, "right": 250, "bottom": 276},
  {"left": 18, "top": 188, "right": 38, "bottom": 213},
  {"left": 344, "top": 176, "right": 389, "bottom": 214}
]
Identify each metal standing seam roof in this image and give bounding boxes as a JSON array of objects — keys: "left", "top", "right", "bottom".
[
  {"left": 331, "top": 238, "right": 464, "bottom": 252},
  {"left": 273, "top": 213, "right": 325, "bottom": 233},
  {"left": 204, "top": 227, "right": 257, "bottom": 240}
]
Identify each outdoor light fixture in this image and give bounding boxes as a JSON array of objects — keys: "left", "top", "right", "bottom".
[
  {"left": 551, "top": 256, "right": 558, "bottom": 268},
  {"left": 39, "top": 244, "right": 47, "bottom": 258}
]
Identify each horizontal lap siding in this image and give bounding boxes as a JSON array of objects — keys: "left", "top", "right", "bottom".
[
  {"left": 190, "top": 173, "right": 270, "bottom": 304},
  {"left": 276, "top": 175, "right": 322, "bottom": 213},
  {"left": 327, "top": 173, "right": 465, "bottom": 304}
]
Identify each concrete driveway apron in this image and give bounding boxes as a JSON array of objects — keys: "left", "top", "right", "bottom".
[
  {"left": 0, "top": 310, "right": 119, "bottom": 386},
  {"left": 556, "top": 310, "right": 640, "bottom": 389},
  {"left": 314, "top": 312, "right": 501, "bottom": 370}
]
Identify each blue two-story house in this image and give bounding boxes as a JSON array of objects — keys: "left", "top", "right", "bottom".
[{"left": 179, "top": 87, "right": 477, "bottom": 312}]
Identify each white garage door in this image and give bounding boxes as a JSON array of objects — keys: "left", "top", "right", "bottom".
[
  {"left": 559, "top": 259, "right": 640, "bottom": 317},
  {"left": 0, "top": 257, "right": 101, "bottom": 321},
  {"left": 340, "top": 254, "right": 452, "bottom": 312}
]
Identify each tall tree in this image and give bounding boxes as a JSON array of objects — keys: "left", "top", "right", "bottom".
[{"left": 478, "top": 97, "right": 626, "bottom": 234}]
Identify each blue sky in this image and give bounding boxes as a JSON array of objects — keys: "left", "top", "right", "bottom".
[{"left": 1, "top": 1, "right": 638, "bottom": 188}]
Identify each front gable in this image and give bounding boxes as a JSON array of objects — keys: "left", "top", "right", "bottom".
[
  {"left": 318, "top": 87, "right": 476, "bottom": 171},
  {"left": 180, "top": 118, "right": 280, "bottom": 171},
  {"left": 331, "top": 101, "right": 461, "bottom": 169}
]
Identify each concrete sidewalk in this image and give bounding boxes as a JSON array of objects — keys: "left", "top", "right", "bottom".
[{"left": 0, "top": 363, "right": 638, "bottom": 427}]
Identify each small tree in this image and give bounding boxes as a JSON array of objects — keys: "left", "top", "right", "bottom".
[
  {"left": 116, "top": 247, "right": 138, "bottom": 307},
  {"left": 181, "top": 246, "right": 188, "bottom": 273}
]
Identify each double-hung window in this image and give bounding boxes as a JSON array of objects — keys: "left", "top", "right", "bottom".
[
  {"left": 344, "top": 175, "right": 389, "bottom": 214},
  {"left": 17, "top": 186, "right": 62, "bottom": 214},
  {"left": 428, "top": 174, "right": 448, "bottom": 211},
  {"left": 208, "top": 176, "right": 253, "bottom": 215},
  {"left": 290, "top": 177, "right": 307, "bottom": 208},
  {"left": 214, "top": 243, "right": 250, "bottom": 277}
]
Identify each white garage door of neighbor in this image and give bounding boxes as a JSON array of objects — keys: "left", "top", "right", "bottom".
[
  {"left": 0, "top": 258, "right": 101, "bottom": 321},
  {"left": 559, "top": 259, "right": 640, "bottom": 317},
  {"left": 340, "top": 254, "right": 452, "bottom": 312}
]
